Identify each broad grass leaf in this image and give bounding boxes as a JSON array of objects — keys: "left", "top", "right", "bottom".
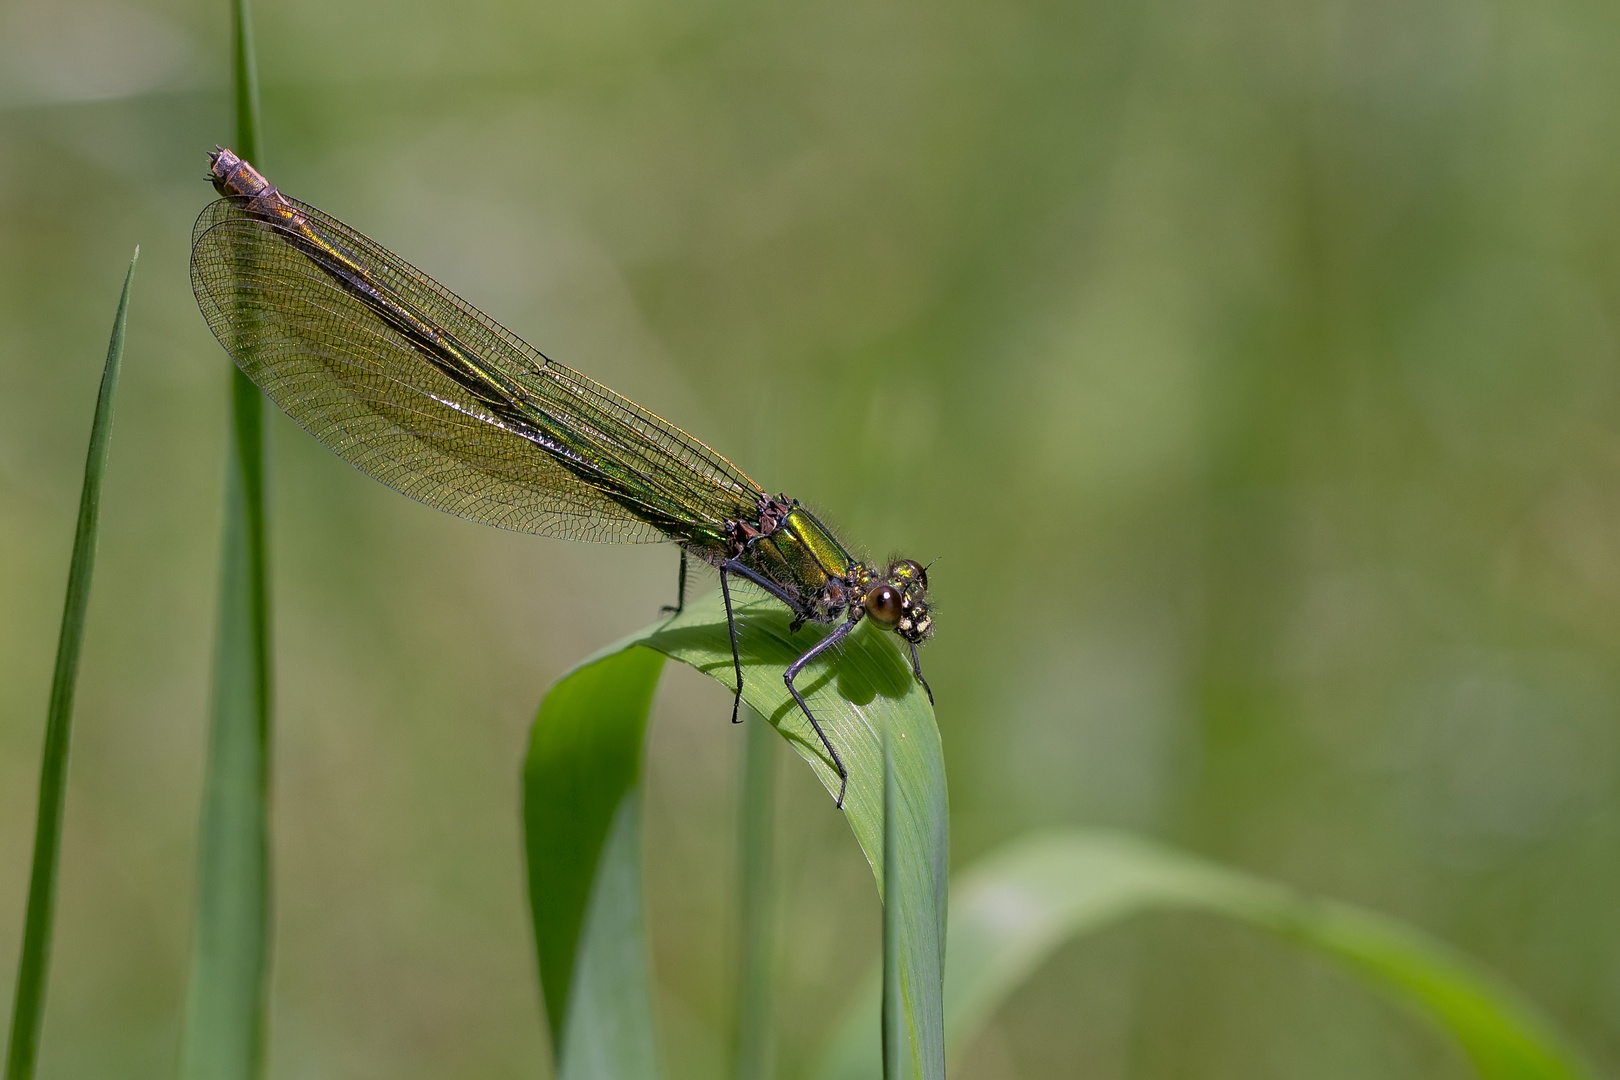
[
  {"left": 524, "top": 643, "right": 664, "bottom": 1079},
  {"left": 523, "top": 590, "right": 947, "bottom": 1080}
]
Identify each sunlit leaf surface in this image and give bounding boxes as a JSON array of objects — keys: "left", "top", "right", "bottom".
[{"left": 524, "top": 590, "right": 947, "bottom": 1080}]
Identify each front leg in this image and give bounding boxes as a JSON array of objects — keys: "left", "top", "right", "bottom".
[{"left": 909, "top": 642, "right": 934, "bottom": 705}]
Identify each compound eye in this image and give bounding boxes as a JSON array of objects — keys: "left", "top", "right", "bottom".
[
  {"left": 892, "top": 558, "right": 928, "bottom": 589},
  {"left": 865, "top": 584, "right": 903, "bottom": 627}
]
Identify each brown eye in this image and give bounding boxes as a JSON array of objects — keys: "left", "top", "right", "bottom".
[{"left": 865, "top": 584, "right": 903, "bottom": 627}]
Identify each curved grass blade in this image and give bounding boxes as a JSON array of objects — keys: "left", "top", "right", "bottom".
[
  {"left": 522, "top": 590, "right": 946, "bottom": 1080},
  {"left": 4, "top": 249, "right": 137, "bottom": 1080},
  {"left": 178, "top": 0, "right": 272, "bottom": 1074},
  {"left": 646, "top": 593, "right": 947, "bottom": 1080},
  {"left": 817, "top": 829, "right": 1595, "bottom": 1080}
]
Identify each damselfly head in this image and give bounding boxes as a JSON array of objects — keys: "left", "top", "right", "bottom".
[{"left": 865, "top": 557, "right": 933, "bottom": 644}]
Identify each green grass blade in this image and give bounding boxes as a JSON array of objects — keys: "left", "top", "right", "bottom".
[
  {"left": 880, "top": 713, "right": 901, "bottom": 1080},
  {"left": 732, "top": 709, "right": 777, "bottom": 1080},
  {"left": 817, "top": 829, "right": 1595, "bottom": 1080},
  {"left": 643, "top": 592, "right": 947, "bottom": 1080},
  {"left": 4, "top": 250, "right": 137, "bottom": 1080},
  {"left": 179, "top": 359, "right": 274, "bottom": 1080},
  {"left": 524, "top": 643, "right": 665, "bottom": 1077},
  {"left": 522, "top": 591, "right": 947, "bottom": 1079},
  {"left": 230, "top": 0, "right": 261, "bottom": 163},
  {"left": 178, "top": 0, "right": 271, "bottom": 1074},
  {"left": 557, "top": 785, "right": 662, "bottom": 1080}
]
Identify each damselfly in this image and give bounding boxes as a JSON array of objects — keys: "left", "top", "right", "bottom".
[{"left": 190, "top": 148, "right": 934, "bottom": 806}]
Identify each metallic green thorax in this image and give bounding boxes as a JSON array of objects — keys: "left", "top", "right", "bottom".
[
  {"left": 732, "top": 501, "right": 855, "bottom": 619},
  {"left": 725, "top": 496, "right": 932, "bottom": 642}
]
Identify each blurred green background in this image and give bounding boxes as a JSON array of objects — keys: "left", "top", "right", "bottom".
[{"left": 4, "top": 0, "right": 1620, "bottom": 1076}]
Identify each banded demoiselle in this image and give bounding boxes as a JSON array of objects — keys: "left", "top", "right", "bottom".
[{"left": 191, "top": 148, "right": 933, "bottom": 806}]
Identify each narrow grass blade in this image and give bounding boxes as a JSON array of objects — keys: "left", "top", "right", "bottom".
[
  {"left": 179, "top": 343, "right": 275, "bottom": 1080},
  {"left": 524, "top": 644, "right": 665, "bottom": 1079},
  {"left": 4, "top": 250, "right": 137, "bottom": 1080},
  {"left": 178, "top": 1, "right": 271, "bottom": 1074},
  {"left": 522, "top": 591, "right": 947, "bottom": 1080},
  {"left": 880, "top": 713, "right": 901, "bottom": 1080},
  {"left": 817, "top": 829, "right": 1595, "bottom": 1080},
  {"left": 732, "top": 708, "right": 777, "bottom": 1080},
  {"left": 230, "top": 0, "right": 261, "bottom": 164}
]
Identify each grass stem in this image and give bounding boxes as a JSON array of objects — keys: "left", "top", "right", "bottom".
[{"left": 4, "top": 249, "right": 137, "bottom": 1080}]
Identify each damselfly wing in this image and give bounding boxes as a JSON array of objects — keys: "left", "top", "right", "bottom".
[{"left": 191, "top": 147, "right": 934, "bottom": 805}]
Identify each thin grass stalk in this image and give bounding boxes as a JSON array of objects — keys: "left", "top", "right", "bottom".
[
  {"left": 231, "top": 0, "right": 261, "bottom": 158},
  {"left": 732, "top": 708, "right": 777, "bottom": 1080},
  {"left": 177, "top": 0, "right": 273, "bottom": 1074},
  {"left": 3, "top": 251, "right": 137, "bottom": 1080}
]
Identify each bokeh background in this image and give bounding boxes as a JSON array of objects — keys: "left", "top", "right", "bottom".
[{"left": 4, "top": 0, "right": 1620, "bottom": 1076}]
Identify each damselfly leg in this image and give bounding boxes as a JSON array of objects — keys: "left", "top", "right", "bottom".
[
  {"left": 717, "top": 556, "right": 806, "bottom": 723},
  {"left": 783, "top": 619, "right": 855, "bottom": 807},
  {"left": 717, "top": 555, "right": 852, "bottom": 806},
  {"left": 661, "top": 549, "right": 688, "bottom": 616},
  {"left": 718, "top": 566, "right": 746, "bottom": 724},
  {"left": 909, "top": 641, "right": 934, "bottom": 705}
]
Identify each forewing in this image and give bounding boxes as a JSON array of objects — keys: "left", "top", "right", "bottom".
[{"left": 190, "top": 196, "right": 761, "bottom": 543}]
